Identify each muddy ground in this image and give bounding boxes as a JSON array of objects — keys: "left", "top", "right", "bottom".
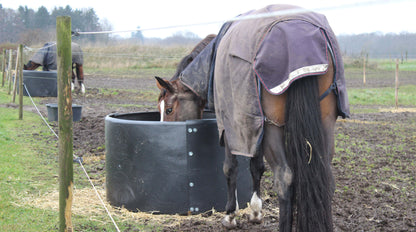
[{"left": 35, "top": 70, "right": 416, "bottom": 231}]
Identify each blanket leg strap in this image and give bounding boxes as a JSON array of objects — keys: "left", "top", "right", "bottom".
[
  {"left": 319, "top": 82, "right": 337, "bottom": 101},
  {"left": 319, "top": 41, "right": 338, "bottom": 101}
]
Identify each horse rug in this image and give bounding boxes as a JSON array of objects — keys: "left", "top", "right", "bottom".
[
  {"left": 30, "top": 42, "right": 83, "bottom": 71},
  {"left": 181, "top": 4, "right": 349, "bottom": 157}
]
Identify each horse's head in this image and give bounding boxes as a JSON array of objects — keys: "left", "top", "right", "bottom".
[
  {"left": 155, "top": 34, "right": 216, "bottom": 121},
  {"left": 156, "top": 76, "right": 206, "bottom": 121},
  {"left": 23, "top": 61, "right": 41, "bottom": 70}
]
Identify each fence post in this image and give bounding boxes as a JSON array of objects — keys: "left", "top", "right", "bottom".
[
  {"left": 18, "top": 44, "right": 24, "bottom": 120},
  {"left": 12, "top": 45, "right": 21, "bottom": 103},
  {"left": 56, "top": 16, "right": 74, "bottom": 232},
  {"left": 7, "top": 50, "right": 13, "bottom": 94},
  {"left": 363, "top": 56, "right": 366, "bottom": 85},
  {"left": 1, "top": 49, "right": 6, "bottom": 87},
  {"left": 395, "top": 59, "right": 399, "bottom": 109}
]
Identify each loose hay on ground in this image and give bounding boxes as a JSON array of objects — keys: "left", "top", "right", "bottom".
[
  {"left": 22, "top": 187, "right": 256, "bottom": 228},
  {"left": 379, "top": 107, "right": 416, "bottom": 113}
]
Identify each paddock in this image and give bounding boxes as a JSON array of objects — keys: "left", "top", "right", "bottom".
[
  {"left": 12, "top": 66, "right": 413, "bottom": 231},
  {"left": 1, "top": 11, "right": 415, "bottom": 229}
]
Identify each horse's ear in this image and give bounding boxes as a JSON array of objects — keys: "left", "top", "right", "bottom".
[{"left": 155, "top": 76, "right": 173, "bottom": 93}]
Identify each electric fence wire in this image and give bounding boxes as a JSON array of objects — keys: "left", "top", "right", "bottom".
[{"left": 73, "top": 0, "right": 410, "bottom": 36}]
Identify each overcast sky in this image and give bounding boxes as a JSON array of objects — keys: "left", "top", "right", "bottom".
[{"left": 1, "top": 0, "right": 415, "bottom": 38}]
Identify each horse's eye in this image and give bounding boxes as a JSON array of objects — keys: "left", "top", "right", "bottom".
[{"left": 166, "top": 108, "right": 173, "bottom": 115}]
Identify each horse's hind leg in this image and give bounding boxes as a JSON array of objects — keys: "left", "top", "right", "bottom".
[
  {"left": 222, "top": 135, "right": 239, "bottom": 228},
  {"left": 263, "top": 124, "right": 294, "bottom": 232},
  {"left": 249, "top": 152, "right": 265, "bottom": 223}
]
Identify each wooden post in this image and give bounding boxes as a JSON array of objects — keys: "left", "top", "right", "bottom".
[
  {"left": 395, "top": 59, "right": 399, "bottom": 109},
  {"left": 57, "top": 16, "right": 74, "bottom": 232},
  {"left": 363, "top": 56, "right": 366, "bottom": 85},
  {"left": 18, "top": 44, "right": 24, "bottom": 120},
  {"left": 12, "top": 45, "right": 21, "bottom": 103},
  {"left": 7, "top": 50, "right": 13, "bottom": 94},
  {"left": 1, "top": 49, "right": 6, "bottom": 87}
]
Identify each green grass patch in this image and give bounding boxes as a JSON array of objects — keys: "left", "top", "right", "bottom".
[
  {"left": 376, "top": 59, "right": 416, "bottom": 71},
  {"left": 344, "top": 58, "right": 416, "bottom": 71},
  {"left": 0, "top": 87, "right": 158, "bottom": 231},
  {"left": 0, "top": 91, "right": 60, "bottom": 230},
  {"left": 83, "top": 44, "right": 190, "bottom": 74},
  {"left": 348, "top": 85, "right": 416, "bottom": 106}
]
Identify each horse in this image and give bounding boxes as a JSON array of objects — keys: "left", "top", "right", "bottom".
[
  {"left": 156, "top": 4, "right": 349, "bottom": 231},
  {"left": 24, "top": 42, "right": 86, "bottom": 94}
]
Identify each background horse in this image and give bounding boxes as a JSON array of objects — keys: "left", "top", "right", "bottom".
[
  {"left": 156, "top": 4, "right": 349, "bottom": 231},
  {"left": 24, "top": 42, "right": 85, "bottom": 93}
]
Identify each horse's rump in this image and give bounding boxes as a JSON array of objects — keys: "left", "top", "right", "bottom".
[
  {"left": 178, "top": 4, "right": 349, "bottom": 157},
  {"left": 254, "top": 20, "right": 329, "bottom": 95},
  {"left": 30, "top": 42, "right": 84, "bottom": 71},
  {"left": 212, "top": 4, "right": 349, "bottom": 157}
]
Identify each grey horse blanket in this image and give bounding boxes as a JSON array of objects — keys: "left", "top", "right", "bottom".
[
  {"left": 30, "top": 42, "right": 83, "bottom": 71},
  {"left": 181, "top": 4, "right": 349, "bottom": 157}
]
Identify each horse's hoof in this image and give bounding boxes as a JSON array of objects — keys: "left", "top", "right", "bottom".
[
  {"left": 81, "top": 83, "right": 85, "bottom": 94},
  {"left": 249, "top": 211, "right": 263, "bottom": 224},
  {"left": 222, "top": 215, "right": 237, "bottom": 229}
]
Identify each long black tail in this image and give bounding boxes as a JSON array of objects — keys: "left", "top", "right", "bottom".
[{"left": 284, "top": 76, "right": 333, "bottom": 231}]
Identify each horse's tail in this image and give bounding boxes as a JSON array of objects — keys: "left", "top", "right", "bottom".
[{"left": 284, "top": 76, "right": 333, "bottom": 231}]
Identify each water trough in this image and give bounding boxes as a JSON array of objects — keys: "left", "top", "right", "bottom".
[
  {"left": 46, "top": 103, "right": 82, "bottom": 122},
  {"left": 105, "top": 111, "right": 252, "bottom": 214},
  {"left": 23, "top": 70, "right": 57, "bottom": 97}
]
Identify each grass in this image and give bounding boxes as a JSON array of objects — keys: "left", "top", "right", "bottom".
[
  {"left": 344, "top": 57, "right": 416, "bottom": 71},
  {"left": 376, "top": 59, "right": 416, "bottom": 71},
  {"left": 348, "top": 85, "right": 416, "bottom": 106},
  {"left": 334, "top": 114, "right": 416, "bottom": 187},
  {"left": 0, "top": 89, "right": 59, "bottom": 230},
  {"left": 0, "top": 87, "right": 160, "bottom": 231},
  {"left": 71, "top": 44, "right": 190, "bottom": 75}
]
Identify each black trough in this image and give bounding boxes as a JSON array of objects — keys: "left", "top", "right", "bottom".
[
  {"left": 23, "top": 70, "right": 57, "bottom": 97},
  {"left": 46, "top": 103, "right": 82, "bottom": 122},
  {"left": 105, "top": 112, "right": 252, "bottom": 214}
]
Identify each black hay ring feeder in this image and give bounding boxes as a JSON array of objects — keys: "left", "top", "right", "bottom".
[
  {"left": 23, "top": 70, "right": 57, "bottom": 97},
  {"left": 105, "top": 112, "right": 252, "bottom": 214}
]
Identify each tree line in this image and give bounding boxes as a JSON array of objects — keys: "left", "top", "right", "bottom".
[
  {"left": 1, "top": 4, "right": 415, "bottom": 57},
  {"left": 0, "top": 4, "right": 111, "bottom": 45},
  {"left": 0, "top": 4, "right": 202, "bottom": 47},
  {"left": 338, "top": 32, "right": 416, "bottom": 59}
]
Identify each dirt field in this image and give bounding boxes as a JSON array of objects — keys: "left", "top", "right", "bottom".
[{"left": 35, "top": 70, "right": 416, "bottom": 231}]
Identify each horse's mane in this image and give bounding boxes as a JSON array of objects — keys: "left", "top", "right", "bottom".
[{"left": 171, "top": 34, "right": 216, "bottom": 80}]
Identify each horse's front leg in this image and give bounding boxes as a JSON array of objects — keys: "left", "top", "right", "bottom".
[
  {"left": 222, "top": 139, "right": 239, "bottom": 229},
  {"left": 249, "top": 153, "right": 265, "bottom": 224}
]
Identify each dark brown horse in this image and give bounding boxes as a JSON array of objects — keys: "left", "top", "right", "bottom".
[
  {"left": 24, "top": 42, "right": 85, "bottom": 93},
  {"left": 156, "top": 5, "right": 349, "bottom": 231}
]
